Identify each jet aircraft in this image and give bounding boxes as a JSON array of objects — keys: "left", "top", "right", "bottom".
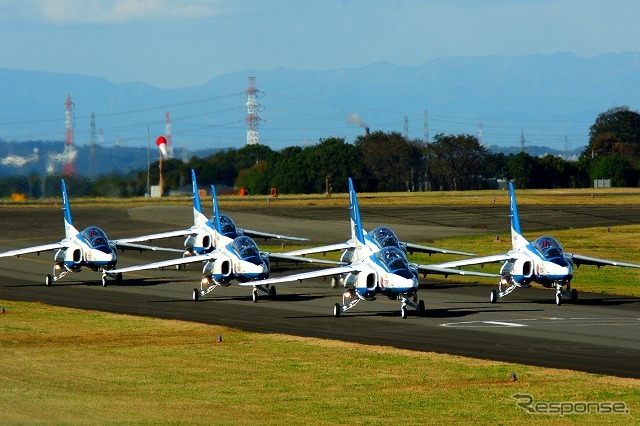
[
  {"left": 118, "top": 170, "right": 308, "bottom": 257},
  {"left": 107, "top": 170, "right": 341, "bottom": 302},
  {"left": 434, "top": 181, "right": 640, "bottom": 305},
  {"left": 240, "top": 178, "right": 498, "bottom": 318},
  {"left": 0, "top": 179, "right": 181, "bottom": 287}
]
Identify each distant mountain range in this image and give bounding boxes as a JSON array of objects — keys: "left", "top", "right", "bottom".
[
  {"left": 0, "top": 140, "right": 219, "bottom": 177},
  {"left": 1, "top": 52, "right": 638, "bottom": 162}
]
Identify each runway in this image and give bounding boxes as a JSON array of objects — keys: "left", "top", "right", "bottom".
[{"left": 0, "top": 203, "right": 639, "bottom": 378}]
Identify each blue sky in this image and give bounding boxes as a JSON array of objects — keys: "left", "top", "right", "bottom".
[{"left": 2, "top": 0, "right": 639, "bottom": 89}]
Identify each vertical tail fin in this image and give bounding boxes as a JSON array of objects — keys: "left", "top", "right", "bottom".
[
  {"left": 61, "top": 179, "right": 79, "bottom": 238},
  {"left": 191, "top": 169, "right": 208, "bottom": 227},
  {"left": 210, "top": 184, "right": 222, "bottom": 234},
  {"left": 508, "top": 182, "right": 528, "bottom": 249},
  {"left": 348, "top": 178, "right": 366, "bottom": 253}
]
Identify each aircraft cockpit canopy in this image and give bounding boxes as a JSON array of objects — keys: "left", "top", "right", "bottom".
[
  {"left": 214, "top": 214, "right": 239, "bottom": 239},
  {"left": 370, "top": 226, "right": 400, "bottom": 249},
  {"left": 231, "top": 236, "right": 262, "bottom": 265},
  {"left": 375, "top": 247, "right": 414, "bottom": 279},
  {"left": 81, "top": 226, "right": 112, "bottom": 254},
  {"left": 532, "top": 236, "right": 564, "bottom": 261}
]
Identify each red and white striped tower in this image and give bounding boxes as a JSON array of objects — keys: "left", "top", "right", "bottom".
[{"left": 62, "top": 94, "right": 76, "bottom": 176}]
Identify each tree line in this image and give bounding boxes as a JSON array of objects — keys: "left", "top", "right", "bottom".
[{"left": 1, "top": 106, "right": 639, "bottom": 198}]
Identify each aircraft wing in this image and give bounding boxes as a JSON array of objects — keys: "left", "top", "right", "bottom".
[
  {"left": 237, "top": 265, "right": 355, "bottom": 286},
  {"left": 265, "top": 252, "right": 345, "bottom": 266},
  {"left": 570, "top": 253, "right": 640, "bottom": 269},
  {"left": 107, "top": 254, "right": 212, "bottom": 275},
  {"left": 114, "top": 229, "right": 193, "bottom": 244},
  {"left": 280, "top": 242, "right": 353, "bottom": 257},
  {"left": 240, "top": 228, "right": 309, "bottom": 242},
  {"left": 0, "top": 242, "right": 66, "bottom": 258},
  {"left": 415, "top": 263, "right": 501, "bottom": 278},
  {"left": 403, "top": 242, "right": 476, "bottom": 257},
  {"left": 112, "top": 241, "right": 184, "bottom": 254},
  {"left": 431, "top": 253, "right": 513, "bottom": 269}
]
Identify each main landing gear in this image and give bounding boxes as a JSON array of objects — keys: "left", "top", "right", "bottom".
[
  {"left": 45, "top": 263, "right": 68, "bottom": 286},
  {"left": 191, "top": 279, "right": 277, "bottom": 303},
  {"left": 554, "top": 282, "right": 578, "bottom": 306},
  {"left": 333, "top": 290, "right": 425, "bottom": 319},
  {"left": 252, "top": 284, "right": 277, "bottom": 303},
  {"left": 100, "top": 271, "right": 122, "bottom": 287},
  {"left": 489, "top": 276, "right": 577, "bottom": 305},
  {"left": 489, "top": 276, "right": 526, "bottom": 303}
]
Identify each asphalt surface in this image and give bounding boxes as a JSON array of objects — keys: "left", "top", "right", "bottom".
[{"left": 0, "top": 203, "right": 639, "bottom": 378}]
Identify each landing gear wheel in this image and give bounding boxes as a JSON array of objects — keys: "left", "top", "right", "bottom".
[
  {"left": 490, "top": 290, "right": 497, "bottom": 304},
  {"left": 571, "top": 288, "right": 578, "bottom": 302},
  {"left": 555, "top": 293, "right": 562, "bottom": 306},
  {"left": 252, "top": 289, "right": 258, "bottom": 303},
  {"left": 401, "top": 305, "right": 408, "bottom": 319},
  {"left": 115, "top": 272, "right": 123, "bottom": 285},
  {"left": 101, "top": 276, "right": 108, "bottom": 287},
  {"left": 45, "top": 274, "right": 52, "bottom": 286},
  {"left": 192, "top": 288, "right": 199, "bottom": 302},
  {"left": 418, "top": 299, "right": 425, "bottom": 313},
  {"left": 333, "top": 303, "right": 341, "bottom": 317},
  {"left": 269, "top": 286, "right": 277, "bottom": 300}
]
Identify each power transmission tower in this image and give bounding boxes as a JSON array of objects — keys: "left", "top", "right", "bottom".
[{"left": 245, "top": 76, "right": 263, "bottom": 145}]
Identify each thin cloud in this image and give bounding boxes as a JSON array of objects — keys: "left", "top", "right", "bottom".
[{"left": 32, "top": 0, "right": 226, "bottom": 24}]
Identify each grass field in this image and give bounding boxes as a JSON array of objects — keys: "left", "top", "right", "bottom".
[{"left": 0, "top": 300, "right": 637, "bottom": 425}]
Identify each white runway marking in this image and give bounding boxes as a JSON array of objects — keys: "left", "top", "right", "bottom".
[
  {"left": 483, "top": 320, "right": 527, "bottom": 327},
  {"left": 440, "top": 317, "right": 640, "bottom": 328}
]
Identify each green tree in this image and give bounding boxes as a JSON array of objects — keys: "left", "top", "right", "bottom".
[
  {"left": 234, "top": 160, "right": 271, "bottom": 194},
  {"left": 587, "top": 106, "right": 640, "bottom": 163},
  {"left": 355, "top": 131, "right": 423, "bottom": 191},
  {"left": 427, "top": 134, "right": 489, "bottom": 190},
  {"left": 269, "top": 146, "right": 309, "bottom": 194},
  {"left": 589, "top": 154, "right": 639, "bottom": 187}
]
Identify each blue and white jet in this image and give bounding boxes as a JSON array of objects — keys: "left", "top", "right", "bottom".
[
  {"left": 241, "top": 178, "right": 498, "bottom": 318},
  {"left": 107, "top": 170, "right": 340, "bottom": 302},
  {"left": 281, "top": 192, "right": 476, "bottom": 289},
  {"left": 0, "top": 179, "right": 181, "bottom": 287},
  {"left": 434, "top": 181, "right": 640, "bottom": 305}
]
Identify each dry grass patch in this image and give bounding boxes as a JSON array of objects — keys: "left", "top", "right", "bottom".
[
  {"left": 4, "top": 187, "right": 640, "bottom": 210},
  {"left": 0, "top": 300, "right": 637, "bottom": 424}
]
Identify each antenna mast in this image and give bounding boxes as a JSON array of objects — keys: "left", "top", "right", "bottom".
[
  {"left": 165, "top": 111, "right": 174, "bottom": 157},
  {"left": 89, "top": 112, "right": 96, "bottom": 178},
  {"left": 403, "top": 116, "right": 409, "bottom": 140},
  {"left": 423, "top": 109, "right": 429, "bottom": 143}
]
